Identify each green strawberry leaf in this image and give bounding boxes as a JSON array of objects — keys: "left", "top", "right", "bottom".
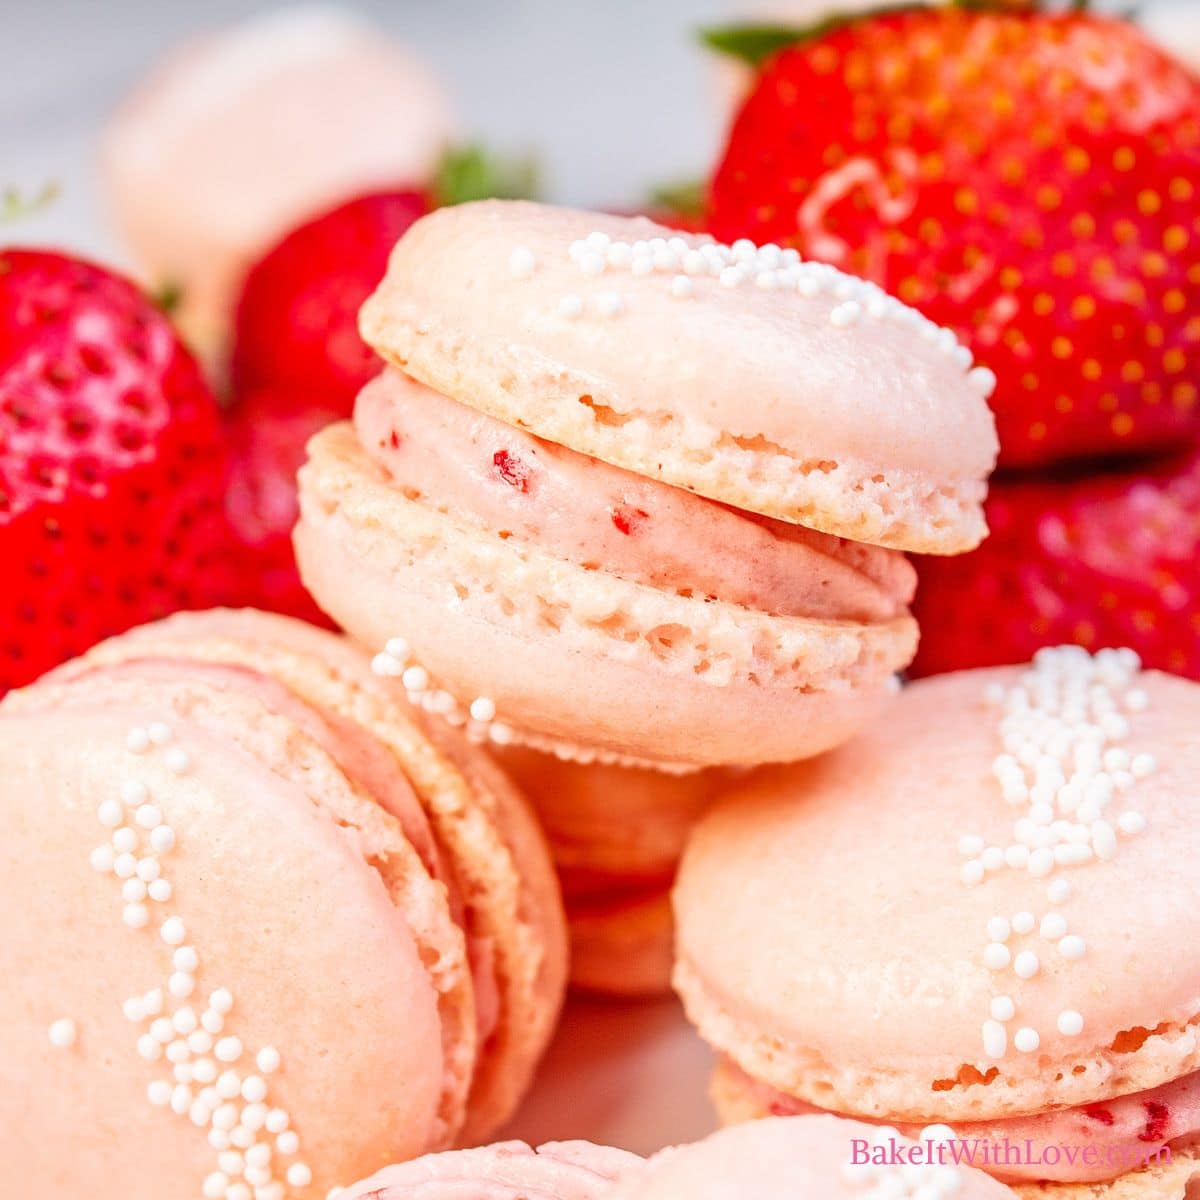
[
  {"left": 1, "top": 181, "right": 60, "bottom": 223},
  {"left": 433, "top": 144, "right": 540, "bottom": 208},
  {"left": 699, "top": 3, "right": 985, "bottom": 66},
  {"left": 648, "top": 177, "right": 706, "bottom": 219}
]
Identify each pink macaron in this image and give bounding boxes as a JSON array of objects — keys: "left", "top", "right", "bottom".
[
  {"left": 335, "top": 1117, "right": 1016, "bottom": 1199},
  {"left": 336, "top": 1140, "right": 642, "bottom": 1200},
  {"left": 497, "top": 747, "right": 730, "bottom": 996},
  {"left": 0, "top": 608, "right": 565, "bottom": 1198},
  {"left": 674, "top": 648, "right": 1200, "bottom": 1196},
  {"left": 102, "top": 6, "right": 453, "bottom": 355},
  {"left": 295, "top": 199, "right": 997, "bottom": 769}
]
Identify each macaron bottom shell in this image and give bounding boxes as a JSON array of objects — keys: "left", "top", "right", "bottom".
[{"left": 296, "top": 423, "right": 914, "bottom": 768}]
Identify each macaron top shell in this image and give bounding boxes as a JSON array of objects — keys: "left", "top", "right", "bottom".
[
  {"left": 41, "top": 607, "right": 567, "bottom": 1142},
  {"left": 610, "top": 1116, "right": 1016, "bottom": 1199},
  {"left": 0, "top": 696, "right": 445, "bottom": 1198},
  {"left": 674, "top": 657, "right": 1200, "bottom": 1123},
  {"left": 338, "top": 1140, "right": 642, "bottom": 1199},
  {"left": 360, "top": 200, "right": 998, "bottom": 553}
]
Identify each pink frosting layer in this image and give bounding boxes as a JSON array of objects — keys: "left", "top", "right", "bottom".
[
  {"left": 739, "top": 1061, "right": 1200, "bottom": 1184},
  {"left": 355, "top": 369, "right": 915, "bottom": 623},
  {"left": 339, "top": 1140, "right": 641, "bottom": 1199}
]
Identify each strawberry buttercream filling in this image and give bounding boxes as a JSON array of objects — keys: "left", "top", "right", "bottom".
[
  {"left": 726, "top": 1058, "right": 1200, "bottom": 1183},
  {"left": 355, "top": 368, "right": 915, "bottom": 623}
]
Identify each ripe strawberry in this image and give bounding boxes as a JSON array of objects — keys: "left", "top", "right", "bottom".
[
  {"left": 231, "top": 189, "right": 429, "bottom": 410},
  {"left": 911, "top": 447, "right": 1200, "bottom": 679},
  {"left": 223, "top": 387, "right": 340, "bottom": 628},
  {"left": 707, "top": 10, "right": 1200, "bottom": 468},
  {"left": 0, "top": 248, "right": 232, "bottom": 691},
  {"left": 231, "top": 145, "right": 539, "bottom": 410}
]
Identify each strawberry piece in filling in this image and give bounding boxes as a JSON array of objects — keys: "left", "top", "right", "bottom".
[{"left": 355, "top": 368, "right": 915, "bottom": 624}]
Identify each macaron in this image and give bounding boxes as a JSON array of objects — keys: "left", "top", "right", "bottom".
[
  {"left": 296, "top": 200, "right": 998, "bottom": 768},
  {"left": 102, "top": 6, "right": 452, "bottom": 355},
  {"left": 611, "top": 1116, "right": 1016, "bottom": 1200},
  {"left": 673, "top": 647, "right": 1200, "bottom": 1195},
  {"left": 337, "top": 1140, "right": 642, "bottom": 1200},
  {"left": 497, "top": 748, "right": 727, "bottom": 996},
  {"left": 1, "top": 608, "right": 565, "bottom": 1198},
  {"left": 334, "top": 1117, "right": 1016, "bottom": 1200}
]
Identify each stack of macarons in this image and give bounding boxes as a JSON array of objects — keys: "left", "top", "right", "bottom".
[
  {"left": 294, "top": 198, "right": 999, "bottom": 991},
  {"left": 335, "top": 1115, "right": 1017, "bottom": 1199},
  {"left": 3, "top": 609, "right": 565, "bottom": 1198},
  {"left": 673, "top": 648, "right": 1200, "bottom": 1196}
]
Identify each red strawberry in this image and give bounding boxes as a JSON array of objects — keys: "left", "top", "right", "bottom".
[
  {"left": 231, "top": 145, "right": 539, "bottom": 410},
  {"left": 222, "top": 387, "right": 340, "bottom": 627},
  {"left": 0, "top": 248, "right": 232, "bottom": 691},
  {"left": 707, "top": 10, "right": 1200, "bottom": 468},
  {"left": 231, "top": 190, "right": 429, "bottom": 410},
  {"left": 911, "top": 447, "right": 1200, "bottom": 679}
]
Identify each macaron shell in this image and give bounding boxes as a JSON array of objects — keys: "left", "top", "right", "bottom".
[
  {"left": 338, "top": 1140, "right": 642, "bottom": 1199},
  {"left": 673, "top": 667, "right": 1200, "bottom": 1123},
  {"left": 708, "top": 1062, "right": 1200, "bottom": 1200},
  {"left": 0, "top": 705, "right": 447, "bottom": 1199},
  {"left": 11, "top": 667, "right": 478, "bottom": 1144},
  {"left": 1008, "top": 1146, "right": 1200, "bottom": 1199},
  {"left": 495, "top": 748, "right": 725, "bottom": 879},
  {"left": 566, "top": 886, "right": 676, "bottom": 998},
  {"left": 609, "top": 1116, "right": 1016, "bottom": 1200},
  {"left": 50, "top": 607, "right": 567, "bottom": 1142},
  {"left": 359, "top": 201, "right": 997, "bottom": 553},
  {"left": 101, "top": 7, "right": 452, "bottom": 353},
  {"left": 296, "top": 423, "right": 915, "bottom": 767}
]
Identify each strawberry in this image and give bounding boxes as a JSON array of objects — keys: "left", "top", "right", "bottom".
[
  {"left": 0, "top": 248, "right": 232, "bottom": 691},
  {"left": 706, "top": 10, "right": 1200, "bottom": 468},
  {"left": 231, "top": 190, "right": 429, "bottom": 410},
  {"left": 910, "top": 446, "right": 1200, "bottom": 679},
  {"left": 222, "top": 387, "right": 341, "bottom": 627},
  {"left": 231, "top": 145, "right": 538, "bottom": 410}
]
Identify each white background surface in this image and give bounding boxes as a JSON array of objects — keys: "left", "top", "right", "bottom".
[
  {"left": 7, "top": 0, "right": 1193, "bottom": 266},
  {"left": 4, "top": 0, "right": 1198, "bottom": 1161}
]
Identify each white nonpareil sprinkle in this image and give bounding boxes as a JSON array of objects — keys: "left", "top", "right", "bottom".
[
  {"left": 1014, "top": 1027, "right": 1040, "bottom": 1053},
  {"left": 1012, "top": 951, "right": 1040, "bottom": 980},
  {"left": 161, "top": 916, "right": 186, "bottom": 946},
  {"left": 1059, "top": 935, "right": 1087, "bottom": 960},
  {"left": 81, "top": 727, "right": 310, "bottom": 1199},
  {"left": 48, "top": 1018, "right": 77, "bottom": 1048},
  {"left": 257, "top": 1046, "right": 282, "bottom": 1075},
  {"left": 165, "top": 747, "right": 191, "bottom": 775},
  {"left": 964, "top": 648, "right": 1157, "bottom": 1060},
  {"left": 830, "top": 300, "right": 862, "bottom": 328},
  {"left": 507, "top": 245, "right": 536, "bottom": 279},
  {"left": 983, "top": 943, "right": 1011, "bottom": 970},
  {"left": 990, "top": 995, "right": 1015, "bottom": 1023},
  {"left": 557, "top": 294, "right": 583, "bottom": 319},
  {"left": 1058, "top": 1010, "right": 1085, "bottom": 1036}
]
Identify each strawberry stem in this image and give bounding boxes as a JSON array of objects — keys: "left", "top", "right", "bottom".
[{"left": 432, "top": 144, "right": 540, "bottom": 208}]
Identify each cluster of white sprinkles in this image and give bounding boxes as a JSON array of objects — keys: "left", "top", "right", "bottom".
[
  {"left": 54, "top": 720, "right": 314, "bottom": 1199},
  {"left": 370, "top": 636, "right": 514, "bottom": 747},
  {"left": 841, "top": 1125, "right": 963, "bottom": 1198},
  {"left": 505, "top": 230, "right": 997, "bottom": 401},
  {"left": 958, "top": 647, "right": 1153, "bottom": 1061}
]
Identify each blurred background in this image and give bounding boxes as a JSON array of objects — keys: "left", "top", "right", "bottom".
[{"left": 6, "top": 0, "right": 1195, "bottom": 262}]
